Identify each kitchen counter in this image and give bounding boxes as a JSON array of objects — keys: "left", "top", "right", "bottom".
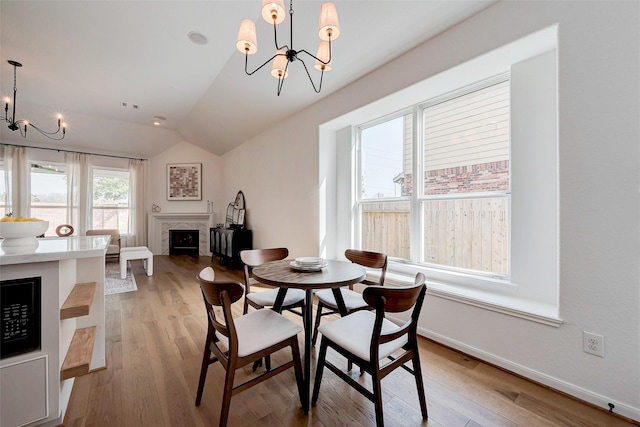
[
  {"left": 0, "top": 235, "right": 108, "bottom": 427},
  {"left": 0, "top": 235, "right": 110, "bottom": 264}
]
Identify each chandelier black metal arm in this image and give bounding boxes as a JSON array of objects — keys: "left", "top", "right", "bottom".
[
  {"left": 244, "top": 46, "right": 329, "bottom": 95},
  {"left": 243, "top": 51, "right": 280, "bottom": 77},
  {"left": 242, "top": 42, "right": 333, "bottom": 96},
  {"left": 279, "top": 52, "right": 325, "bottom": 95},
  {"left": 2, "top": 60, "right": 66, "bottom": 141}
]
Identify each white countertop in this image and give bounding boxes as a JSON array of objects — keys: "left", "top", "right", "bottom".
[{"left": 0, "top": 236, "right": 109, "bottom": 265}]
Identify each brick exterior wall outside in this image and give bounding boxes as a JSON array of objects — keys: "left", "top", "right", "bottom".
[{"left": 423, "top": 160, "right": 509, "bottom": 195}]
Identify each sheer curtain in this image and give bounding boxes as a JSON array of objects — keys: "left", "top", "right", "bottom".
[
  {"left": 1, "top": 145, "right": 30, "bottom": 217},
  {"left": 128, "top": 159, "right": 147, "bottom": 247},
  {"left": 66, "top": 152, "right": 91, "bottom": 236}
]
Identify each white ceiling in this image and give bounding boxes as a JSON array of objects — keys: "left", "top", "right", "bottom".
[{"left": 0, "top": 0, "right": 495, "bottom": 158}]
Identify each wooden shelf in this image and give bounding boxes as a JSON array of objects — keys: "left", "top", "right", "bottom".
[
  {"left": 60, "top": 282, "right": 97, "bottom": 320},
  {"left": 60, "top": 326, "right": 96, "bottom": 381}
]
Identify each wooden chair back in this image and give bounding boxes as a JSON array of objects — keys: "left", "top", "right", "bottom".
[
  {"left": 363, "top": 273, "right": 426, "bottom": 357},
  {"left": 198, "top": 267, "right": 245, "bottom": 307},
  {"left": 240, "top": 247, "right": 289, "bottom": 293},
  {"left": 363, "top": 272, "right": 426, "bottom": 313},
  {"left": 345, "top": 248, "right": 388, "bottom": 286},
  {"left": 197, "top": 267, "right": 245, "bottom": 352}
]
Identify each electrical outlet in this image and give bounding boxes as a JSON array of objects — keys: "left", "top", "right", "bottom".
[{"left": 583, "top": 332, "right": 604, "bottom": 357}]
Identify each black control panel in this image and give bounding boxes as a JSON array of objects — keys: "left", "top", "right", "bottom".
[{"left": 1, "top": 277, "right": 41, "bottom": 359}]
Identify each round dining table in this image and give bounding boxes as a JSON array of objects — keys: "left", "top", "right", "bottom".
[{"left": 251, "top": 258, "right": 366, "bottom": 414}]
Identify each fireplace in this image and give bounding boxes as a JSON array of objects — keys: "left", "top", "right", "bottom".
[
  {"left": 147, "top": 213, "right": 212, "bottom": 255},
  {"left": 169, "top": 229, "right": 199, "bottom": 255},
  {"left": 1, "top": 277, "right": 42, "bottom": 359}
]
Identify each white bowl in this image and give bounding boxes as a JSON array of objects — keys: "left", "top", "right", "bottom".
[
  {"left": 0, "top": 221, "right": 49, "bottom": 254},
  {"left": 0, "top": 220, "right": 49, "bottom": 238}
]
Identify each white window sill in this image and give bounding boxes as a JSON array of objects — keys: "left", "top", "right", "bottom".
[{"left": 366, "top": 269, "right": 563, "bottom": 328}]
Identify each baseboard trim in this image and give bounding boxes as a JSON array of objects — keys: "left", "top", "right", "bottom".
[{"left": 418, "top": 327, "right": 640, "bottom": 423}]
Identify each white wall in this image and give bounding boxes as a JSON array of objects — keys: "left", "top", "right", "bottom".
[
  {"left": 147, "top": 140, "right": 224, "bottom": 223},
  {"left": 220, "top": 0, "right": 639, "bottom": 420}
]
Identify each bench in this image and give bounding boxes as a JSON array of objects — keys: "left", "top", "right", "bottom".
[{"left": 120, "top": 246, "right": 153, "bottom": 279}]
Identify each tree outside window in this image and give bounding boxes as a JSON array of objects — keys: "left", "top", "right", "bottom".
[{"left": 92, "top": 168, "right": 130, "bottom": 233}]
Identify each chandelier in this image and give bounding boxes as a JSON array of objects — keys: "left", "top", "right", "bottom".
[
  {"left": 236, "top": 0, "right": 340, "bottom": 96},
  {"left": 2, "top": 60, "right": 67, "bottom": 140}
]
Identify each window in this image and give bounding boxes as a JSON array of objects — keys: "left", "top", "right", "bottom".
[
  {"left": 92, "top": 168, "right": 130, "bottom": 234},
  {"left": 326, "top": 26, "right": 558, "bottom": 322},
  {"left": 421, "top": 79, "right": 510, "bottom": 275},
  {"left": 356, "top": 77, "right": 510, "bottom": 277},
  {"left": 358, "top": 113, "right": 412, "bottom": 259},
  {"left": 30, "top": 162, "right": 68, "bottom": 236}
]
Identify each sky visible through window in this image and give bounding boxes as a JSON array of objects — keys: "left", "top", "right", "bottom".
[
  {"left": 33, "top": 173, "right": 66, "bottom": 195},
  {"left": 361, "top": 117, "right": 404, "bottom": 199}
]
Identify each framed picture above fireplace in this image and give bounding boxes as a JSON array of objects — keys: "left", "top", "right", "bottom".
[{"left": 167, "top": 163, "right": 202, "bottom": 201}]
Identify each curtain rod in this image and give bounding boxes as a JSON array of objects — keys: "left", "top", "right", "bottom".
[{"left": 0, "top": 143, "right": 149, "bottom": 161}]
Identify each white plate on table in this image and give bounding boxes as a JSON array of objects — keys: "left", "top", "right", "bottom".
[
  {"left": 290, "top": 260, "right": 327, "bottom": 272},
  {"left": 295, "top": 257, "right": 324, "bottom": 265}
]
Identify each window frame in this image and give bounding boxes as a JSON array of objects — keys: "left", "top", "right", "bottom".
[
  {"left": 91, "top": 166, "right": 131, "bottom": 235},
  {"left": 355, "top": 75, "right": 512, "bottom": 281},
  {"left": 324, "top": 25, "right": 560, "bottom": 325},
  {"left": 30, "top": 161, "right": 69, "bottom": 236}
]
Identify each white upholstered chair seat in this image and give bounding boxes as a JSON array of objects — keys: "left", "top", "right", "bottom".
[
  {"left": 317, "top": 310, "right": 407, "bottom": 362},
  {"left": 315, "top": 288, "right": 369, "bottom": 311},
  {"left": 215, "top": 308, "right": 302, "bottom": 358},
  {"left": 246, "top": 287, "right": 306, "bottom": 308}
]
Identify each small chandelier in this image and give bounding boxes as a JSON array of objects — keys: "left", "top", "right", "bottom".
[
  {"left": 236, "top": 0, "right": 340, "bottom": 96},
  {"left": 2, "top": 60, "right": 67, "bottom": 140}
]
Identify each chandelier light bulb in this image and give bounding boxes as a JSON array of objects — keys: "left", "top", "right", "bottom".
[
  {"left": 261, "top": 0, "right": 286, "bottom": 25},
  {"left": 318, "top": 2, "right": 340, "bottom": 41},
  {"left": 314, "top": 41, "right": 332, "bottom": 71},
  {"left": 271, "top": 50, "right": 288, "bottom": 79},
  {"left": 236, "top": 19, "right": 258, "bottom": 54}
]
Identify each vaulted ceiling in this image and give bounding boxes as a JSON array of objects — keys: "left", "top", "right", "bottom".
[{"left": 0, "top": 1, "right": 495, "bottom": 158}]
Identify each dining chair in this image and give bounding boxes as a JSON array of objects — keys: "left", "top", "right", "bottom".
[
  {"left": 240, "top": 248, "right": 307, "bottom": 324},
  {"left": 311, "top": 249, "right": 387, "bottom": 347},
  {"left": 194, "top": 266, "right": 304, "bottom": 427},
  {"left": 312, "top": 273, "right": 428, "bottom": 427}
]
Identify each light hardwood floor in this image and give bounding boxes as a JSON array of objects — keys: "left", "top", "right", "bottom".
[{"left": 63, "top": 255, "right": 638, "bottom": 427}]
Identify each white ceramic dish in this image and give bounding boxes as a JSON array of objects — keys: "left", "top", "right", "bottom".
[
  {"left": 0, "top": 221, "right": 49, "bottom": 254},
  {"left": 290, "top": 260, "right": 327, "bottom": 272},
  {"left": 295, "top": 257, "right": 324, "bottom": 265}
]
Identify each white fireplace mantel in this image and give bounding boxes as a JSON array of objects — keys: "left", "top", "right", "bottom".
[{"left": 147, "top": 212, "right": 214, "bottom": 255}]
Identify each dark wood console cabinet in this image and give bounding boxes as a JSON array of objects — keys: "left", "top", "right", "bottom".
[{"left": 210, "top": 228, "right": 253, "bottom": 265}]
